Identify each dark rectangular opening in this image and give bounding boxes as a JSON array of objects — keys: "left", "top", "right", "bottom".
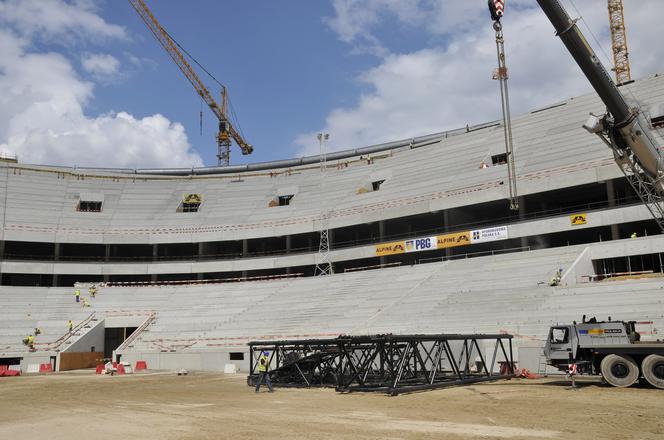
[
  {"left": 278, "top": 195, "right": 294, "bottom": 206},
  {"left": 78, "top": 201, "right": 102, "bottom": 212},
  {"left": 230, "top": 352, "right": 244, "bottom": 361},
  {"left": 652, "top": 115, "right": 664, "bottom": 128},
  {"left": 491, "top": 153, "right": 508, "bottom": 165},
  {"left": 104, "top": 327, "right": 138, "bottom": 359},
  {"left": 372, "top": 180, "right": 385, "bottom": 191}
]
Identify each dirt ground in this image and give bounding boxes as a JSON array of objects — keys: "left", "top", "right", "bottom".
[{"left": 0, "top": 372, "right": 662, "bottom": 440}]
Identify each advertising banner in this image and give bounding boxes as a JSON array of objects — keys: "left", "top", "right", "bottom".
[
  {"left": 375, "top": 241, "right": 406, "bottom": 256},
  {"left": 436, "top": 231, "right": 471, "bottom": 249},
  {"left": 376, "top": 229, "right": 483, "bottom": 256},
  {"left": 405, "top": 236, "right": 438, "bottom": 253},
  {"left": 470, "top": 226, "right": 508, "bottom": 243}
]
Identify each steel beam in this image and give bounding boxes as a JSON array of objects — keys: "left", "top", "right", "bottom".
[{"left": 248, "top": 333, "right": 515, "bottom": 395}]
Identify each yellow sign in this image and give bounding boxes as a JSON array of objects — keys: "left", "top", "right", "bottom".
[
  {"left": 570, "top": 213, "right": 587, "bottom": 226},
  {"left": 437, "top": 231, "right": 471, "bottom": 249},
  {"left": 375, "top": 241, "right": 406, "bottom": 256},
  {"left": 183, "top": 193, "right": 202, "bottom": 204}
]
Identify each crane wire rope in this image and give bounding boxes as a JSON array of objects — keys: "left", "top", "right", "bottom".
[{"left": 162, "top": 26, "right": 249, "bottom": 140}]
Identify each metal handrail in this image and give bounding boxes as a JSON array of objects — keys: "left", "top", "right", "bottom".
[
  {"left": 115, "top": 313, "right": 156, "bottom": 352},
  {"left": 34, "top": 312, "right": 96, "bottom": 352}
]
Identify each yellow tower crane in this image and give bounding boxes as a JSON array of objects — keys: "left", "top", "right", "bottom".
[
  {"left": 128, "top": 0, "right": 253, "bottom": 167},
  {"left": 607, "top": 0, "right": 631, "bottom": 86}
]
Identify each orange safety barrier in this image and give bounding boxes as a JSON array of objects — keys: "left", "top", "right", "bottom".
[
  {"left": 116, "top": 364, "right": 126, "bottom": 375},
  {"left": 135, "top": 360, "right": 147, "bottom": 371},
  {"left": 95, "top": 364, "right": 104, "bottom": 374},
  {"left": 0, "top": 370, "right": 20, "bottom": 377},
  {"left": 0, "top": 365, "right": 8, "bottom": 372},
  {"left": 39, "top": 363, "right": 53, "bottom": 373}
]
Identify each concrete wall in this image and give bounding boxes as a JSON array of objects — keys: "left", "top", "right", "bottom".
[
  {"left": 65, "top": 319, "right": 105, "bottom": 354},
  {"left": 118, "top": 349, "right": 250, "bottom": 373},
  {"left": 0, "top": 204, "right": 655, "bottom": 277}
]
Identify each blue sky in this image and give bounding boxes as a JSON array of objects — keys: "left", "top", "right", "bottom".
[
  {"left": 103, "top": 1, "right": 359, "bottom": 165},
  {"left": 1, "top": 0, "right": 663, "bottom": 168}
]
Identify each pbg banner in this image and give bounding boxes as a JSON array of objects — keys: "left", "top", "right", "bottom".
[{"left": 405, "top": 236, "right": 437, "bottom": 253}]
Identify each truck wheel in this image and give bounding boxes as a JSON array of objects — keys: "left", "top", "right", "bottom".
[
  {"left": 641, "top": 355, "right": 664, "bottom": 389},
  {"left": 600, "top": 354, "right": 639, "bottom": 388}
]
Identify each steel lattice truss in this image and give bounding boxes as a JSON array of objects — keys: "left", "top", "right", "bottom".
[{"left": 248, "top": 334, "right": 515, "bottom": 395}]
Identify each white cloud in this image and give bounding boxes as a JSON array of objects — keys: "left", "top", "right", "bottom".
[
  {"left": 298, "top": 0, "right": 664, "bottom": 155},
  {"left": 0, "top": 0, "right": 126, "bottom": 42},
  {"left": 81, "top": 53, "right": 120, "bottom": 78},
  {"left": 0, "top": 1, "right": 203, "bottom": 168}
]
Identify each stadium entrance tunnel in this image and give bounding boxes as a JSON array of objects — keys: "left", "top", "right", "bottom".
[{"left": 104, "top": 327, "right": 138, "bottom": 359}]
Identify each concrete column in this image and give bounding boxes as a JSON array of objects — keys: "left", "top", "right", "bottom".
[
  {"left": 285, "top": 235, "right": 292, "bottom": 275},
  {"left": 52, "top": 243, "right": 60, "bottom": 286},
  {"left": 518, "top": 197, "right": 529, "bottom": 249},
  {"left": 379, "top": 221, "right": 386, "bottom": 265},
  {"left": 241, "top": 239, "right": 248, "bottom": 278},
  {"left": 196, "top": 241, "right": 205, "bottom": 280},
  {"left": 151, "top": 244, "right": 158, "bottom": 282},
  {"left": 103, "top": 244, "right": 110, "bottom": 283},
  {"left": 606, "top": 180, "right": 620, "bottom": 240},
  {"left": 443, "top": 210, "right": 452, "bottom": 257}
]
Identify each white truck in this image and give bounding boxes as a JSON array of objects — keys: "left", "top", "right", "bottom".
[{"left": 544, "top": 317, "right": 664, "bottom": 389}]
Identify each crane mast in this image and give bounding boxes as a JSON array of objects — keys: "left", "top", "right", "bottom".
[
  {"left": 536, "top": 0, "right": 664, "bottom": 232},
  {"left": 128, "top": 0, "right": 253, "bottom": 166},
  {"left": 607, "top": 0, "right": 632, "bottom": 86}
]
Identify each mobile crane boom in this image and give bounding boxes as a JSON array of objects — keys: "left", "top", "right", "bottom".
[
  {"left": 128, "top": 0, "right": 253, "bottom": 166},
  {"left": 536, "top": 0, "right": 664, "bottom": 231}
]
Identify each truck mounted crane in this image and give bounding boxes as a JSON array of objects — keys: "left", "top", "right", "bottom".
[
  {"left": 532, "top": 0, "right": 664, "bottom": 389},
  {"left": 128, "top": 0, "right": 253, "bottom": 167},
  {"left": 488, "top": 0, "right": 664, "bottom": 390}
]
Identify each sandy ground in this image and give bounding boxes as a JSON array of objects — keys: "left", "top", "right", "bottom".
[{"left": 0, "top": 372, "right": 662, "bottom": 440}]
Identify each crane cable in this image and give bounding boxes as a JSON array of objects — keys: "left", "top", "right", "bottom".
[{"left": 162, "top": 26, "right": 248, "bottom": 135}]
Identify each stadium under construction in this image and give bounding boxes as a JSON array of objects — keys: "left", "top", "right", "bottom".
[{"left": 1, "top": 0, "right": 664, "bottom": 385}]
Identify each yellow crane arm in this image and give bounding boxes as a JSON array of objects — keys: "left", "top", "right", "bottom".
[{"left": 127, "top": 0, "right": 253, "bottom": 160}]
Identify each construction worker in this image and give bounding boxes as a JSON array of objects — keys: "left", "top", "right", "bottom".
[
  {"left": 67, "top": 320, "right": 74, "bottom": 334},
  {"left": 631, "top": 232, "right": 637, "bottom": 239},
  {"left": 34, "top": 327, "right": 41, "bottom": 336},
  {"left": 75, "top": 288, "right": 81, "bottom": 303},
  {"left": 549, "top": 268, "right": 562, "bottom": 287},
  {"left": 255, "top": 351, "right": 274, "bottom": 393},
  {"left": 89, "top": 285, "right": 97, "bottom": 298},
  {"left": 25, "top": 334, "right": 35, "bottom": 350},
  {"left": 82, "top": 297, "right": 90, "bottom": 308}
]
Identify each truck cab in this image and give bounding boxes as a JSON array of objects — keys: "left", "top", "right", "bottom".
[{"left": 543, "top": 325, "right": 578, "bottom": 371}]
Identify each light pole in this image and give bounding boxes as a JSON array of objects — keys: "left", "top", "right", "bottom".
[{"left": 315, "top": 132, "right": 333, "bottom": 276}]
